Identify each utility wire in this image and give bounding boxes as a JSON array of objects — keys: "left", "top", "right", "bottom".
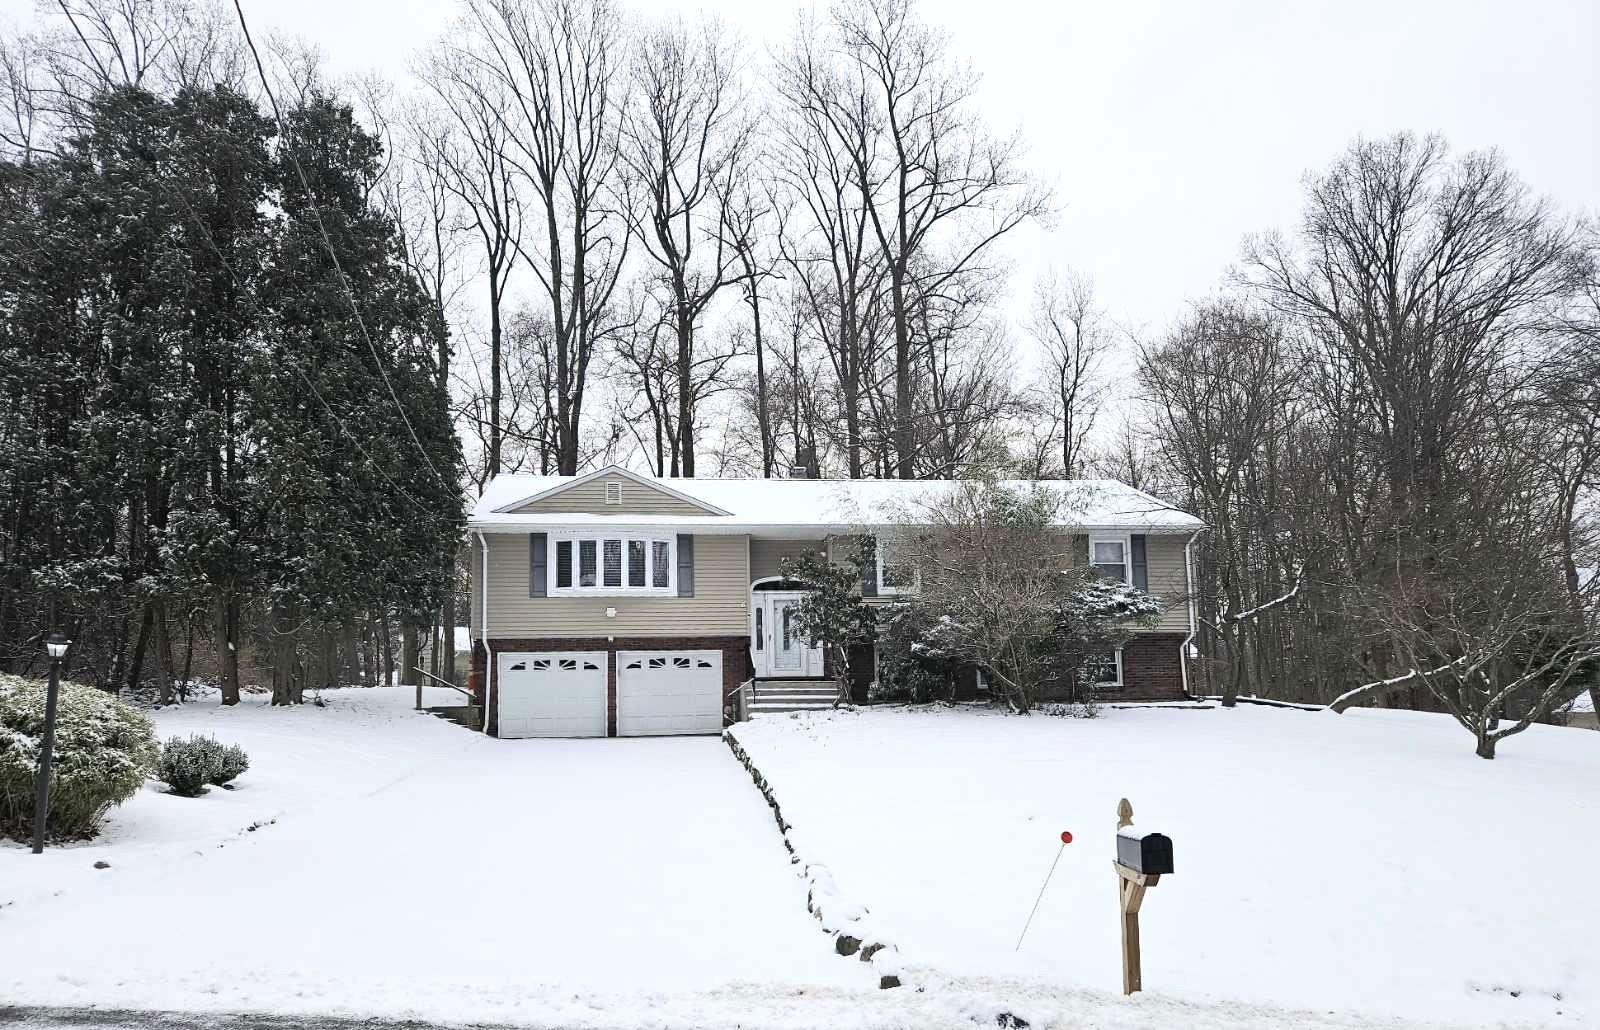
[{"left": 231, "top": 0, "right": 448, "bottom": 491}]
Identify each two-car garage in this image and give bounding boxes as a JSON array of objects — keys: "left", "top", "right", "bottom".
[{"left": 495, "top": 649, "right": 725, "bottom": 738}]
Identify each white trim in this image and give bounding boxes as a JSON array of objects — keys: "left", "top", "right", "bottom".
[
  {"left": 547, "top": 531, "right": 676, "bottom": 597},
  {"left": 475, "top": 531, "right": 493, "bottom": 735},
  {"left": 491, "top": 463, "right": 734, "bottom": 517},
  {"left": 1088, "top": 531, "right": 1133, "bottom": 584}
]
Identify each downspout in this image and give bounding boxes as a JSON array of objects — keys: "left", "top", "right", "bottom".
[
  {"left": 1180, "top": 529, "right": 1204, "bottom": 699},
  {"left": 476, "top": 530, "right": 493, "bottom": 735}
]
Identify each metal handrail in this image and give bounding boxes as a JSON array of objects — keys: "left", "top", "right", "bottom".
[{"left": 411, "top": 666, "right": 472, "bottom": 710}]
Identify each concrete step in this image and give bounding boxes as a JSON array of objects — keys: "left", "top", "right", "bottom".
[
  {"left": 752, "top": 703, "right": 835, "bottom": 714},
  {"left": 424, "top": 704, "right": 483, "bottom": 730}
]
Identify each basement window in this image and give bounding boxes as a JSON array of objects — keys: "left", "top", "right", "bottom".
[{"left": 1082, "top": 648, "right": 1124, "bottom": 690}]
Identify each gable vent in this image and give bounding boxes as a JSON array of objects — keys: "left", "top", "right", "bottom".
[{"left": 605, "top": 481, "right": 622, "bottom": 505}]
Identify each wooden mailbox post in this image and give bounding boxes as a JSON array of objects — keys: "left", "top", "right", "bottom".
[{"left": 1113, "top": 798, "right": 1173, "bottom": 995}]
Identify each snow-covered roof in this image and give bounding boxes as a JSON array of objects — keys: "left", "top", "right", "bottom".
[{"left": 468, "top": 465, "right": 1204, "bottom": 535}]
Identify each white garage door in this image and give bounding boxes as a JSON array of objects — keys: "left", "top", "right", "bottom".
[
  {"left": 498, "top": 652, "right": 607, "bottom": 738},
  {"left": 616, "top": 650, "right": 724, "bottom": 737}
]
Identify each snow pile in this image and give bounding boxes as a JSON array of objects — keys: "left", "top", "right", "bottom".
[{"left": 731, "top": 704, "right": 1600, "bottom": 1027}]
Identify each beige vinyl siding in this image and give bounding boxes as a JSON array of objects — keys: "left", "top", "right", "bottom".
[
  {"left": 1068, "top": 532, "right": 1191, "bottom": 633},
  {"left": 509, "top": 477, "right": 714, "bottom": 516},
  {"left": 474, "top": 532, "right": 749, "bottom": 638},
  {"left": 750, "top": 538, "right": 827, "bottom": 580},
  {"left": 1143, "top": 534, "right": 1191, "bottom": 633}
]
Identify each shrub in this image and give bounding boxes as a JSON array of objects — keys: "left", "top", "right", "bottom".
[
  {"left": 0, "top": 673, "right": 159, "bottom": 842},
  {"left": 211, "top": 741, "right": 250, "bottom": 786},
  {"left": 157, "top": 735, "right": 250, "bottom": 796},
  {"left": 156, "top": 736, "right": 217, "bottom": 796}
]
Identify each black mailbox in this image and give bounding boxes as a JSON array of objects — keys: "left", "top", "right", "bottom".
[{"left": 1116, "top": 829, "right": 1174, "bottom": 875}]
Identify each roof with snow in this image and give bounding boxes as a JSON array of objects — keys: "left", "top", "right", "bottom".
[{"left": 468, "top": 465, "right": 1204, "bottom": 536}]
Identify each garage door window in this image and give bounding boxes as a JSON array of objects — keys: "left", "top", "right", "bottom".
[{"left": 552, "top": 534, "right": 675, "bottom": 596}]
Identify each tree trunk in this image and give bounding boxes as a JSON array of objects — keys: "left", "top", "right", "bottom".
[
  {"left": 400, "top": 624, "right": 419, "bottom": 688},
  {"left": 381, "top": 610, "right": 395, "bottom": 686},
  {"left": 889, "top": 266, "right": 914, "bottom": 479},
  {"left": 126, "top": 604, "right": 155, "bottom": 693},
  {"left": 676, "top": 300, "right": 695, "bottom": 477},
  {"left": 1474, "top": 733, "right": 1496, "bottom": 760},
  {"left": 154, "top": 603, "right": 173, "bottom": 706},
  {"left": 219, "top": 591, "right": 241, "bottom": 705},
  {"left": 489, "top": 277, "right": 504, "bottom": 477},
  {"left": 179, "top": 616, "right": 195, "bottom": 703},
  {"left": 443, "top": 582, "right": 457, "bottom": 687}
]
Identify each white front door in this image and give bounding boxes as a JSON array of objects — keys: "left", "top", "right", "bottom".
[{"left": 751, "top": 592, "right": 824, "bottom": 677}]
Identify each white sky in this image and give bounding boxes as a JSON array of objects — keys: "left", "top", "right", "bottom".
[{"left": 5, "top": 0, "right": 1597, "bottom": 363}]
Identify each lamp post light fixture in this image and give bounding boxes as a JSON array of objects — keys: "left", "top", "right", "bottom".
[{"left": 30, "top": 631, "right": 71, "bottom": 855}]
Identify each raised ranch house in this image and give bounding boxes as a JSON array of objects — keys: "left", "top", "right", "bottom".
[{"left": 467, "top": 465, "right": 1203, "bottom": 738}]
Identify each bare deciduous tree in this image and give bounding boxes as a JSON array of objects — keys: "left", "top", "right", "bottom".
[
  {"left": 1029, "top": 272, "right": 1108, "bottom": 478},
  {"left": 618, "top": 16, "right": 750, "bottom": 477},
  {"left": 831, "top": 0, "right": 1050, "bottom": 478}
]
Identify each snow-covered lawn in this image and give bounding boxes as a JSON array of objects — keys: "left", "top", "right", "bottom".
[
  {"left": 729, "top": 704, "right": 1600, "bottom": 1028},
  {"left": 0, "top": 687, "right": 874, "bottom": 1020},
  {"left": 3, "top": 687, "right": 1578, "bottom": 1028}
]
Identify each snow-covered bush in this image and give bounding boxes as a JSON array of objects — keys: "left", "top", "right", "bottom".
[
  {"left": 0, "top": 673, "right": 158, "bottom": 841},
  {"left": 873, "top": 481, "right": 1163, "bottom": 712},
  {"left": 211, "top": 741, "right": 250, "bottom": 785},
  {"left": 157, "top": 735, "right": 249, "bottom": 796}
]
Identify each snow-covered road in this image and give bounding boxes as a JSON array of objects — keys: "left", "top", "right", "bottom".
[{"left": 0, "top": 689, "right": 870, "bottom": 1018}]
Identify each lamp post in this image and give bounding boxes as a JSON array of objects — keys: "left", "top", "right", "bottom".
[{"left": 31, "top": 631, "right": 71, "bottom": 855}]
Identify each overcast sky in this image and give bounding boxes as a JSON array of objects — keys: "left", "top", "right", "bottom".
[{"left": 5, "top": 0, "right": 1597, "bottom": 346}]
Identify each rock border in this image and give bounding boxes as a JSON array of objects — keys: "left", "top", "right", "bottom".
[{"left": 724, "top": 730, "right": 903, "bottom": 989}]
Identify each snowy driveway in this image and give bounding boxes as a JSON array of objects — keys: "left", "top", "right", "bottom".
[{"left": 0, "top": 691, "right": 868, "bottom": 1018}]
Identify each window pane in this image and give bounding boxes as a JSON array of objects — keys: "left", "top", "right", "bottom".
[
  {"left": 652, "top": 540, "right": 670, "bottom": 588},
  {"left": 1085, "top": 651, "right": 1120, "bottom": 685},
  {"left": 578, "top": 540, "right": 596, "bottom": 586},
  {"left": 603, "top": 539, "right": 622, "bottom": 587},
  {"left": 555, "top": 540, "right": 572, "bottom": 588},
  {"left": 754, "top": 606, "right": 763, "bottom": 650},
  {"left": 628, "top": 540, "right": 646, "bottom": 587},
  {"left": 782, "top": 605, "right": 792, "bottom": 649},
  {"left": 1093, "top": 541, "right": 1125, "bottom": 564},
  {"left": 1092, "top": 540, "right": 1127, "bottom": 583}
]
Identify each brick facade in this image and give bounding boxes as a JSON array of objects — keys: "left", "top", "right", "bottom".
[
  {"left": 1116, "top": 632, "right": 1189, "bottom": 700},
  {"left": 481, "top": 635, "right": 752, "bottom": 737}
]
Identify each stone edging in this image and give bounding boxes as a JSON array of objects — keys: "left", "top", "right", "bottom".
[{"left": 724, "top": 730, "right": 903, "bottom": 990}]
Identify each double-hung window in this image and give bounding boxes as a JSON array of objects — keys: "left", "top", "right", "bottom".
[
  {"left": 1088, "top": 533, "right": 1131, "bottom": 583},
  {"left": 551, "top": 533, "right": 673, "bottom": 595},
  {"left": 1082, "top": 648, "right": 1124, "bottom": 689}
]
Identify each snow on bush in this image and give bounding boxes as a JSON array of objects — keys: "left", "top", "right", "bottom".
[
  {"left": 157, "top": 735, "right": 250, "bottom": 796},
  {"left": 0, "top": 672, "right": 158, "bottom": 841}
]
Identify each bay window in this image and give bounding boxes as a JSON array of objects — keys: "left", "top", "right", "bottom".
[{"left": 552, "top": 533, "right": 674, "bottom": 595}]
